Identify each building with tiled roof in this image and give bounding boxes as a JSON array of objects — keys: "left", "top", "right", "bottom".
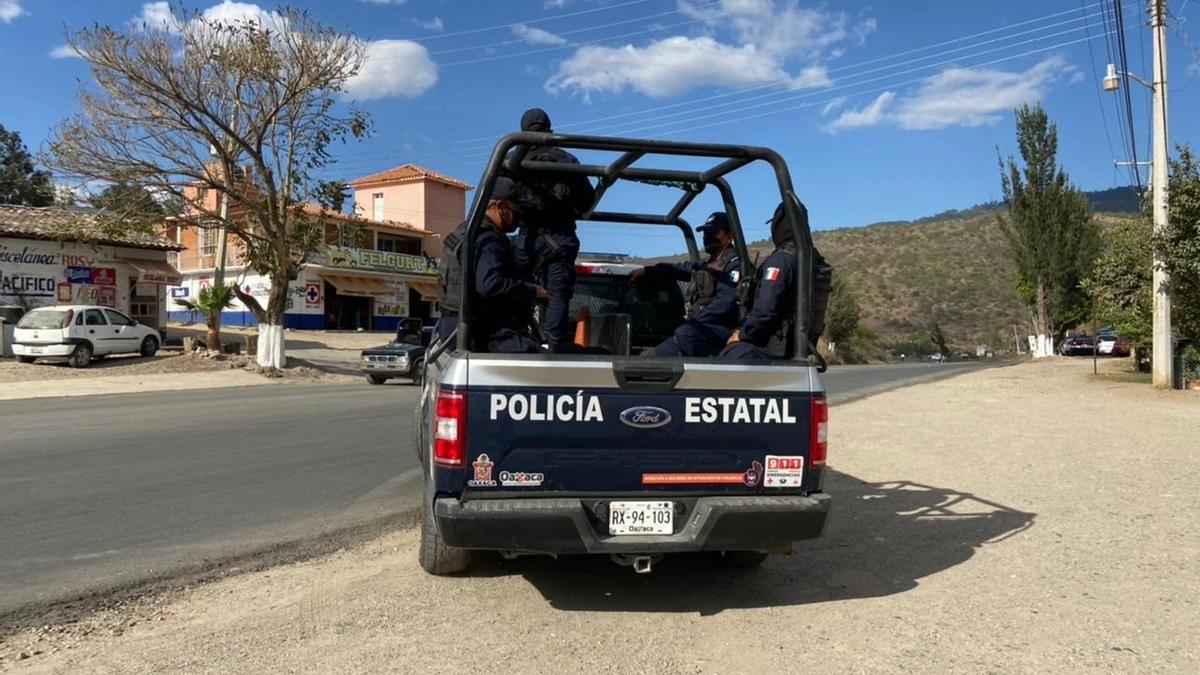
[
  {"left": 1, "top": 204, "right": 183, "bottom": 331},
  {"left": 165, "top": 162, "right": 471, "bottom": 331}
]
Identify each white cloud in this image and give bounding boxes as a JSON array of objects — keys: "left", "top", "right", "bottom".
[
  {"left": 132, "top": 1, "right": 284, "bottom": 33},
  {"left": 344, "top": 39, "right": 438, "bottom": 101},
  {"left": 820, "top": 97, "right": 846, "bottom": 116},
  {"left": 512, "top": 23, "right": 567, "bottom": 46},
  {"left": 824, "top": 57, "right": 1073, "bottom": 133},
  {"left": 544, "top": 0, "right": 569, "bottom": 8},
  {"left": 413, "top": 16, "right": 443, "bottom": 32},
  {"left": 49, "top": 44, "right": 84, "bottom": 59},
  {"left": 0, "top": 0, "right": 24, "bottom": 23},
  {"left": 823, "top": 92, "right": 895, "bottom": 132},
  {"left": 132, "top": 1, "right": 180, "bottom": 31},
  {"left": 548, "top": 0, "right": 870, "bottom": 98}
]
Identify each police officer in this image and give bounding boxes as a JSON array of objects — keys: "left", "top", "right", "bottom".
[
  {"left": 632, "top": 212, "right": 741, "bottom": 357},
  {"left": 510, "top": 108, "right": 596, "bottom": 350},
  {"left": 721, "top": 200, "right": 830, "bottom": 360},
  {"left": 436, "top": 177, "right": 548, "bottom": 353}
]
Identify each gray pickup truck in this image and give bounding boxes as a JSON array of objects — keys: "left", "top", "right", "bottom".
[{"left": 414, "top": 133, "right": 830, "bottom": 575}]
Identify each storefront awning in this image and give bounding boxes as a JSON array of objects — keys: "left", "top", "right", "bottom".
[
  {"left": 406, "top": 279, "right": 439, "bottom": 300},
  {"left": 321, "top": 273, "right": 394, "bottom": 297},
  {"left": 120, "top": 258, "right": 182, "bottom": 285}
]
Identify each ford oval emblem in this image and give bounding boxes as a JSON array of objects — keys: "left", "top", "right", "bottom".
[{"left": 619, "top": 406, "right": 672, "bottom": 429}]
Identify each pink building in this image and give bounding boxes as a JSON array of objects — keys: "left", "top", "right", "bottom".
[{"left": 348, "top": 164, "right": 472, "bottom": 259}]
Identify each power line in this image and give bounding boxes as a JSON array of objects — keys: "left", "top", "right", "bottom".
[
  {"left": 392, "top": 0, "right": 656, "bottom": 42},
  {"left": 1114, "top": 0, "right": 1145, "bottom": 191},
  {"left": 1080, "top": 0, "right": 1119, "bottom": 174},
  {"left": 334, "top": 7, "right": 1127, "bottom": 171}
]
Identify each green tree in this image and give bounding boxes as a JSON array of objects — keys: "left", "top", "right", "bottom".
[
  {"left": 0, "top": 124, "right": 54, "bottom": 206},
  {"left": 824, "top": 276, "right": 861, "bottom": 352},
  {"left": 87, "top": 181, "right": 179, "bottom": 237},
  {"left": 930, "top": 322, "right": 949, "bottom": 357},
  {"left": 1160, "top": 146, "right": 1200, "bottom": 343},
  {"left": 47, "top": 8, "right": 370, "bottom": 368},
  {"left": 1083, "top": 217, "right": 1153, "bottom": 365},
  {"left": 997, "top": 104, "right": 1101, "bottom": 357},
  {"left": 174, "top": 284, "right": 236, "bottom": 352}
]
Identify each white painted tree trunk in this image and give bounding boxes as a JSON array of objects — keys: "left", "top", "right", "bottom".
[
  {"left": 1030, "top": 333, "right": 1055, "bottom": 358},
  {"left": 256, "top": 324, "right": 286, "bottom": 369}
]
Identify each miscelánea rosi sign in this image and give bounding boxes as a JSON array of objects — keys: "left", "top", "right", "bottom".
[{"left": 0, "top": 239, "right": 113, "bottom": 304}]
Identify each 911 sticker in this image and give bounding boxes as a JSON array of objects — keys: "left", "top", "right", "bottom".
[{"left": 764, "top": 455, "right": 803, "bottom": 487}]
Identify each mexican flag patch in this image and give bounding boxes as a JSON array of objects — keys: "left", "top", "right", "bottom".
[{"left": 763, "top": 267, "right": 781, "bottom": 282}]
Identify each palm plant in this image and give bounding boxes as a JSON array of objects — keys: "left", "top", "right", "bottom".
[{"left": 175, "top": 284, "right": 235, "bottom": 351}]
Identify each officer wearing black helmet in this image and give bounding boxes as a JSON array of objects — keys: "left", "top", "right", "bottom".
[
  {"left": 631, "top": 211, "right": 742, "bottom": 357},
  {"left": 435, "top": 176, "right": 548, "bottom": 353},
  {"left": 509, "top": 108, "right": 596, "bottom": 350},
  {"left": 721, "top": 200, "right": 831, "bottom": 360}
]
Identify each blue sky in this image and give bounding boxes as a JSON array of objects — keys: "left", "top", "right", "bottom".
[{"left": 2, "top": 0, "right": 1198, "bottom": 256}]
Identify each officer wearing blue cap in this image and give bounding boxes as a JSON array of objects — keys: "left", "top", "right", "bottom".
[
  {"left": 721, "top": 200, "right": 830, "bottom": 360},
  {"left": 510, "top": 108, "right": 596, "bottom": 350},
  {"left": 631, "top": 211, "right": 741, "bottom": 357},
  {"left": 436, "top": 176, "right": 548, "bottom": 353}
]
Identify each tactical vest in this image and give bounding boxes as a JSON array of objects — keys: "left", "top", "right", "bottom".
[
  {"left": 438, "top": 222, "right": 468, "bottom": 313},
  {"left": 685, "top": 246, "right": 737, "bottom": 319},
  {"left": 757, "top": 241, "right": 833, "bottom": 359}
]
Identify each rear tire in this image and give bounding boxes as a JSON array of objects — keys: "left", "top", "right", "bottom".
[
  {"left": 139, "top": 335, "right": 159, "bottom": 357},
  {"left": 715, "top": 551, "right": 769, "bottom": 568},
  {"left": 68, "top": 343, "right": 93, "bottom": 369},
  {"left": 418, "top": 499, "right": 472, "bottom": 575},
  {"left": 410, "top": 360, "right": 424, "bottom": 385},
  {"left": 17, "top": 356, "right": 36, "bottom": 364},
  {"left": 366, "top": 374, "right": 387, "bottom": 385}
]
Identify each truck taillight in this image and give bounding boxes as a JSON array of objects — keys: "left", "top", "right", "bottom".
[
  {"left": 810, "top": 395, "right": 828, "bottom": 468},
  {"left": 61, "top": 310, "right": 75, "bottom": 328},
  {"left": 433, "top": 388, "right": 466, "bottom": 468}
]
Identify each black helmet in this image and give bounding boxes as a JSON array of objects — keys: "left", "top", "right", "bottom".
[
  {"left": 768, "top": 200, "right": 808, "bottom": 246},
  {"left": 520, "top": 108, "right": 552, "bottom": 132}
]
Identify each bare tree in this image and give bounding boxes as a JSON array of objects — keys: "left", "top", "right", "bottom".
[{"left": 47, "top": 7, "right": 369, "bottom": 367}]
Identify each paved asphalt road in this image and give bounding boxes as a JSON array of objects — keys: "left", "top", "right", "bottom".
[{"left": 0, "top": 360, "right": 994, "bottom": 618}]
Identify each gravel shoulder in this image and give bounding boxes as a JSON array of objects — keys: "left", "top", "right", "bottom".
[{"left": 3, "top": 358, "right": 1197, "bottom": 673}]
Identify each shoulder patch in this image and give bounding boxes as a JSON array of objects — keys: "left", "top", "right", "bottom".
[
  {"left": 763, "top": 267, "right": 781, "bottom": 282},
  {"left": 731, "top": 270, "right": 740, "bottom": 283}
]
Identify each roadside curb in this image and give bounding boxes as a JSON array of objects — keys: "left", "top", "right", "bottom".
[{"left": 0, "top": 370, "right": 277, "bottom": 401}]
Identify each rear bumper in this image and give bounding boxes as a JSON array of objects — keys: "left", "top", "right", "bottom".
[
  {"left": 12, "top": 342, "right": 76, "bottom": 357},
  {"left": 434, "top": 493, "right": 831, "bottom": 554}
]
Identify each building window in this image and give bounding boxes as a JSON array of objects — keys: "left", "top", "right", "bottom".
[
  {"left": 199, "top": 225, "right": 217, "bottom": 256},
  {"left": 196, "top": 187, "right": 208, "bottom": 203},
  {"left": 372, "top": 193, "right": 385, "bottom": 222},
  {"left": 376, "top": 232, "right": 420, "bottom": 255}
]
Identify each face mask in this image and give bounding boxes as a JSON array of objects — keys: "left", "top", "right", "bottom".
[{"left": 702, "top": 232, "right": 723, "bottom": 255}]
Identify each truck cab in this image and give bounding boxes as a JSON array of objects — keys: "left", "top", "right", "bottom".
[{"left": 415, "top": 133, "right": 830, "bottom": 574}]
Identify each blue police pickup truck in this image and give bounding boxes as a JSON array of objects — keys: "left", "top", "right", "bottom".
[{"left": 414, "top": 133, "right": 830, "bottom": 574}]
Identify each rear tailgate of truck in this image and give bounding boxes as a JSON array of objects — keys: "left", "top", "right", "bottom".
[{"left": 442, "top": 356, "right": 825, "bottom": 496}]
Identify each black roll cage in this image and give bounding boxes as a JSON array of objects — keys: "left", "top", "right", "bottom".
[{"left": 458, "top": 132, "right": 816, "bottom": 363}]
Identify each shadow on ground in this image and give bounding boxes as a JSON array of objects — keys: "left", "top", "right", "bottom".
[{"left": 469, "top": 469, "right": 1035, "bottom": 615}]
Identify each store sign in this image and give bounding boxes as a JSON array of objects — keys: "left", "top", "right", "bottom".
[
  {"left": 304, "top": 281, "right": 322, "bottom": 308},
  {"left": 171, "top": 287, "right": 189, "bottom": 298},
  {"left": 91, "top": 267, "right": 117, "bottom": 285},
  {"left": 317, "top": 246, "right": 435, "bottom": 276},
  {"left": 66, "top": 266, "right": 93, "bottom": 284}
]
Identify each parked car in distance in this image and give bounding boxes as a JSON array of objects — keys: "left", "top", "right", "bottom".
[
  {"left": 1096, "top": 334, "right": 1131, "bottom": 357},
  {"left": 12, "top": 305, "right": 161, "bottom": 368},
  {"left": 360, "top": 318, "right": 433, "bottom": 385},
  {"left": 927, "top": 353, "right": 946, "bottom": 362},
  {"left": 1060, "top": 335, "right": 1096, "bottom": 357}
]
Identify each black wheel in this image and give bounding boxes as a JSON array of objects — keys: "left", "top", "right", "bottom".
[
  {"left": 715, "top": 551, "right": 769, "bottom": 568},
  {"left": 366, "top": 374, "right": 388, "bottom": 385},
  {"left": 418, "top": 499, "right": 472, "bottom": 575},
  {"left": 68, "top": 342, "right": 93, "bottom": 369},
  {"left": 409, "top": 360, "right": 424, "bottom": 385},
  {"left": 17, "top": 356, "right": 36, "bottom": 364},
  {"left": 139, "top": 335, "right": 159, "bottom": 357}
]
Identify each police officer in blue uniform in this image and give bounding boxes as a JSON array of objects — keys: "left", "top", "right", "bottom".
[
  {"left": 633, "top": 212, "right": 742, "bottom": 357},
  {"left": 510, "top": 108, "right": 596, "bottom": 350},
  {"left": 721, "top": 201, "right": 829, "bottom": 360},
  {"left": 435, "top": 177, "right": 548, "bottom": 353}
]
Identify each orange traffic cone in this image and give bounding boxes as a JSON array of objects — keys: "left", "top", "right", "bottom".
[{"left": 573, "top": 307, "right": 590, "bottom": 347}]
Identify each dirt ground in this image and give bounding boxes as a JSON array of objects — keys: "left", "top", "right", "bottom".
[
  {"left": 2, "top": 359, "right": 1197, "bottom": 673},
  {"left": 0, "top": 352, "right": 234, "bottom": 384},
  {"left": 166, "top": 323, "right": 396, "bottom": 351}
]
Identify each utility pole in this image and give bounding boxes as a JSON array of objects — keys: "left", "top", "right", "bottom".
[
  {"left": 1149, "top": 0, "right": 1172, "bottom": 388},
  {"left": 1102, "top": 0, "right": 1172, "bottom": 387}
]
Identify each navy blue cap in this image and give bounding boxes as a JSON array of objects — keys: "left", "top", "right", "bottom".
[
  {"left": 521, "top": 108, "right": 552, "bottom": 132},
  {"left": 696, "top": 211, "right": 731, "bottom": 232},
  {"left": 489, "top": 176, "right": 521, "bottom": 203}
]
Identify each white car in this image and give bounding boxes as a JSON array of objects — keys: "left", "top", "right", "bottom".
[{"left": 12, "top": 305, "right": 161, "bottom": 368}]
